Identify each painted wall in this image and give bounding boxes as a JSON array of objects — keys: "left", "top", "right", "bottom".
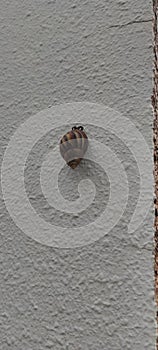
[{"left": 0, "top": 0, "right": 155, "bottom": 349}]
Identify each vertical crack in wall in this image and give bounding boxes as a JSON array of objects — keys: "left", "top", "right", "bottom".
[{"left": 153, "top": 1, "right": 158, "bottom": 348}]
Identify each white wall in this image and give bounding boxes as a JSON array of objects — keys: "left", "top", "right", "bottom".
[{"left": 0, "top": 1, "right": 155, "bottom": 349}]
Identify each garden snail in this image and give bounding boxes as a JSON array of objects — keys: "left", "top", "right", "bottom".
[{"left": 60, "top": 126, "right": 88, "bottom": 169}]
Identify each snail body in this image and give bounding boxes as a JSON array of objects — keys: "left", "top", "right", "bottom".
[{"left": 60, "top": 126, "right": 88, "bottom": 169}]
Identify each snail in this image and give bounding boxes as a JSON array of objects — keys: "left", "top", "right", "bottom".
[{"left": 60, "top": 126, "right": 88, "bottom": 169}]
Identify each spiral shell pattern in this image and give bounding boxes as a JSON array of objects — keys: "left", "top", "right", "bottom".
[{"left": 60, "top": 126, "right": 88, "bottom": 169}]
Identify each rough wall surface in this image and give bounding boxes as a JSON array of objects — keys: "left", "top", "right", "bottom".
[{"left": 0, "top": 1, "right": 155, "bottom": 349}]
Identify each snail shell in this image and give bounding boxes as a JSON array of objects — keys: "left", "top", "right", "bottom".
[{"left": 60, "top": 126, "right": 88, "bottom": 169}]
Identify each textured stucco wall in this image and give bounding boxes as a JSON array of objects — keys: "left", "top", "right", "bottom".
[{"left": 0, "top": 1, "right": 155, "bottom": 349}]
